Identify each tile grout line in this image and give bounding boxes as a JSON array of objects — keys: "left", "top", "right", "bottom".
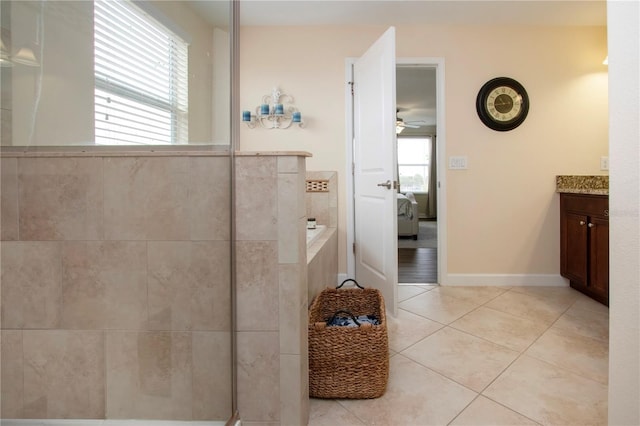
[{"left": 470, "top": 289, "right": 586, "bottom": 422}]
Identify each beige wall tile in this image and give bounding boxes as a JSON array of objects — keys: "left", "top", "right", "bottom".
[
  {"left": 1, "top": 157, "right": 19, "bottom": 240},
  {"left": 134, "top": 157, "right": 191, "bottom": 240},
  {"left": 22, "top": 330, "right": 105, "bottom": 419},
  {"left": 307, "top": 228, "right": 338, "bottom": 304},
  {"left": 280, "top": 354, "right": 309, "bottom": 426},
  {"left": 103, "top": 157, "right": 190, "bottom": 240},
  {"left": 278, "top": 173, "right": 303, "bottom": 264},
  {"left": 18, "top": 157, "right": 103, "bottom": 240},
  {"left": 106, "top": 331, "right": 192, "bottom": 419},
  {"left": 61, "top": 241, "right": 148, "bottom": 330},
  {"left": 307, "top": 192, "right": 330, "bottom": 227},
  {"left": 277, "top": 156, "right": 304, "bottom": 174},
  {"left": 2, "top": 153, "right": 235, "bottom": 422},
  {"left": 1, "top": 330, "right": 24, "bottom": 418},
  {"left": 327, "top": 173, "right": 338, "bottom": 228},
  {"left": 1, "top": 241, "right": 61, "bottom": 329},
  {"left": 148, "top": 241, "right": 230, "bottom": 331},
  {"left": 189, "top": 157, "right": 231, "bottom": 241},
  {"left": 102, "top": 157, "right": 147, "bottom": 240},
  {"left": 192, "top": 331, "right": 233, "bottom": 420},
  {"left": 237, "top": 331, "right": 280, "bottom": 422},
  {"left": 235, "top": 157, "right": 277, "bottom": 241},
  {"left": 279, "top": 263, "right": 306, "bottom": 355},
  {"left": 147, "top": 241, "right": 195, "bottom": 330},
  {"left": 297, "top": 169, "right": 307, "bottom": 219},
  {"left": 235, "top": 241, "right": 279, "bottom": 331},
  {"left": 190, "top": 241, "right": 231, "bottom": 331},
  {"left": 305, "top": 171, "right": 337, "bottom": 228}
]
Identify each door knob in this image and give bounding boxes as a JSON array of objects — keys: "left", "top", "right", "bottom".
[
  {"left": 588, "top": 223, "right": 596, "bottom": 228},
  {"left": 377, "top": 180, "right": 392, "bottom": 189},
  {"left": 579, "top": 220, "right": 586, "bottom": 226}
]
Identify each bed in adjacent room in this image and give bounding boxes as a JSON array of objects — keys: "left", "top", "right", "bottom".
[{"left": 397, "top": 192, "right": 419, "bottom": 240}]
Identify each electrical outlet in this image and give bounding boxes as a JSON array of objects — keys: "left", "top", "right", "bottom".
[
  {"left": 600, "top": 156, "right": 609, "bottom": 171},
  {"left": 449, "top": 156, "right": 468, "bottom": 170}
]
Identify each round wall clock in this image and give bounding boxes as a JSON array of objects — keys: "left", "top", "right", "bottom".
[{"left": 476, "top": 77, "right": 530, "bottom": 131}]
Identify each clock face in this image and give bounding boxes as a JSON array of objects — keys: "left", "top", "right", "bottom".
[
  {"left": 486, "top": 87, "right": 522, "bottom": 122},
  {"left": 476, "top": 78, "right": 529, "bottom": 131}
]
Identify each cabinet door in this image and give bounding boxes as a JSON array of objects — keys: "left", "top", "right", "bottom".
[
  {"left": 562, "top": 211, "right": 588, "bottom": 286},
  {"left": 589, "top": 216, "right": 609, "bottom": 304}
]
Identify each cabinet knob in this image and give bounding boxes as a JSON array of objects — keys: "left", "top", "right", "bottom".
[
  {"left": 579, "top": 220, "right": 586, "bottom": 226},
  {"left": 588, "top": 223, "right": 596, "bottom": 228}
]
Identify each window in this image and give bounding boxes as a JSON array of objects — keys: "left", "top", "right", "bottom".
[
  {"left": 94, "top": 0, "right": 188, "bottom": 145},
  {"left": 398, "top": 136, "right": 432, "bottom": 192}
]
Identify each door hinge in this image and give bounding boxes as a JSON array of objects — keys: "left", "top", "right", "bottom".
[
  {"left": 348, "top": 81, "right": 354, "bottom": 96},
  {"left": 353, "top": 242, "right": 356, "bottom": 253}
]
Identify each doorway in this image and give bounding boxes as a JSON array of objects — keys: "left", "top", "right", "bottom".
[
  {"left": 346, "top": 57, "right": 447, "bottom": 287},
  {"left": 396, "top": 65, "right": 438, "bottom": 284}
]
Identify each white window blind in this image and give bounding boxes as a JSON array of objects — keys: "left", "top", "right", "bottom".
[
  {"left": 398, "top": 136, "right": 432, "bottom": 192},
  {"left": 94, "top": 0, "right": 188, "bottom": 145}
]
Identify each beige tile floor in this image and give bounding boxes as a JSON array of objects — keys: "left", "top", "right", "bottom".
[{"left": 308, "top": 285, "right": 609, "bottom": 426}]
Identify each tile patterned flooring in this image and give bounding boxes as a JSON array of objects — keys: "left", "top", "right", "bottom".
[{"left": 308, "top": 285, "right": 609, "bottom": 426}]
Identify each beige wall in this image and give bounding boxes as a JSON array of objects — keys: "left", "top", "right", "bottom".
[{"left": 240, "top": 24, "right": 608, "bottom": 279}]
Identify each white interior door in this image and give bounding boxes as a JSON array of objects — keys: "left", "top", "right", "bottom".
[{"left": 353, "top": 27, "right": 398, "bottom": 316}]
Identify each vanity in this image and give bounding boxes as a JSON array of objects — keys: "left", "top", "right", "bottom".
[{"left": 557, "top": 176, "right": 609, "bottom": 306}]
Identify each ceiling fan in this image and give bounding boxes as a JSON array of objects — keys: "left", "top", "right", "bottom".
[{"left": 396, "top": 109, "right": 425, "bottom": 133}]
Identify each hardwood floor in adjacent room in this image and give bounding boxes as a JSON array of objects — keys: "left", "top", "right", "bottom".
[{"left": 398, "top": 247, "right": 437, "bottom": 283}]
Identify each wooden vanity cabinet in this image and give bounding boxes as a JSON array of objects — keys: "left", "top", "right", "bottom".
[{"left": 560, "top": 193, "right": 609, "bottom": 306}]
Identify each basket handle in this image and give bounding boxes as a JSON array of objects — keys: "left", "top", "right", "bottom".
[
  {"left": 327, "top": 310, "right": 361, "bottom": 326},
  {"left": 336, "top": 278, "right": 364, "bottom": 289}
]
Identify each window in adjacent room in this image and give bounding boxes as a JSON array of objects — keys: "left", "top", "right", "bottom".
[
  {"left": 94, "top": 0, "right": 188, "bottom": 145},
  {"left": 398, "top": 136, "right": 432, "bottom": 192}
]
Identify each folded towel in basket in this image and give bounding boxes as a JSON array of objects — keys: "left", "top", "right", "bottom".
[{"left": 328, "top": 314, "right": 380, "bottom": 327}]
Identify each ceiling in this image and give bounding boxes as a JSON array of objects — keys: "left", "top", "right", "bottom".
[
  {"left": 397, "top": 66, "right": 437, "bottom": 130},
  {"left": 238, "top": 1, "right": 606, "bottom": 27},
  {"left": 189, "top": 0, "right": 607, "bottom": 130}
]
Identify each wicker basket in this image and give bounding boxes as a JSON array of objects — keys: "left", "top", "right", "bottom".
[{"left": 308, "top": 279, "right": 389, "bottom": 399}]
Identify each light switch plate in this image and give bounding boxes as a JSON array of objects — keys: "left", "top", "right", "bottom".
[
  {"left": 449, "top": 156, "right": 468, "bottom": 170},
  {"left": 600, "top": 156, "right": 609, "bottom": 170}
]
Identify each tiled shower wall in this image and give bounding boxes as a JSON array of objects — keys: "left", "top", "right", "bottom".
[
  {"left": 0, "top": 153, "right": 232, "bottom": 420},
  {"left": 306, "top": 171, "right": 339, "bottom": 302},
  {"left": 305, "top": 171, "right": 338, "bottom": 229},
  {"left": 234, "top": 153, "right": 309, "bottom": 425}
]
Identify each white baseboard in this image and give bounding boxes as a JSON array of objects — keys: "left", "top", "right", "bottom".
[
  {"left": 0, "top": 421, "right": 226, "bottom": 426},
  {"left": 345, "top": 273, "right": 567, "bottom": 287},
  {"left": 443, "top": 274, "right": 569, "bottom": 287}
]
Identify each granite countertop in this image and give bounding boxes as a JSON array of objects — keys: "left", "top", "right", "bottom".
[{"left": 556, "top": 175, "right": 609, "bottom": 195}]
